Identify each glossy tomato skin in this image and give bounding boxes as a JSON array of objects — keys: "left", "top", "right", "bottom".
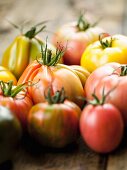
[
  {"left": 80, "top": 104, "right": 124, "bottom": 153},
  {"left": 28, "top": 100, "right": 81, "bottom": 148},
  {"left": 85, "top": 62, "right": 127, "bottom": 125},
  {"left": 0, "top": 87, "right": 33, "bottom": 128},
  {"left": 18, "top": 61, "right": 85, "bottom": 109},
  {"left": 81, "top": 35, "right": 127, "bottom": 73},
  {"left": 52, "top": 22, "right": 107, "bottom": 65}
]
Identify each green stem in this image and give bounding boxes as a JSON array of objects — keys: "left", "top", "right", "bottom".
[
  {"left": 76, "top": 13, "right": 99, "bottom": 32},
  {"left": 7, "top": 20, "right": 47, "bottom": 38},
  {"left": 39, "top": 40, "right": 65, "bottom": 66},
  {"left": 44, "top": 87, "right": 67, "bottom": 104},
  {"left": 77, "top": 14, "right": 90, "bottom": 31},
  {"left": 99, "top": 33, "right": 112, "bottom": 49},
  {"left": 89, "top": 85, "right": 117, "bottom": 106},
  {"left": 24, "top": 25, "right": 46, "bottom": 39},
  {"left": 120, "top": 65, "right": 127, "bottom": 76},
  {"left": 0, "top": 80, "right": 37, "bottom": 98}
]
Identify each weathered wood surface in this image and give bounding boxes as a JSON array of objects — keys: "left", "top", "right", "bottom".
[{"left": 0, "top": 0, "right": 127, "bottom": 170}]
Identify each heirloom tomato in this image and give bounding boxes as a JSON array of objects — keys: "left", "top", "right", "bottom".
[
  {"left": 0, "top": 66, "right": 17, "bottom": 85},
  {"left": 28, "top": 88, "right": 81, "bottom": 148},
  {"left": 2, "top": 22, "right": 56, "bottom": 79},
  {"left": 85, "top": 62, "right": 127, "bottom": 125},
  {"left": 18, "top": 45, "right": 85, "bottom": 108},
  {"left": 0, "top": 80, "right": 33, "bottom": 128},
  {"left": 81, "top": 34, "right": 127, "bottom": 72},
  {"left": 80, "top": 90, "right": 124, "bottom": 153},
  {"left": 52, "top": 14, "right": 108, "bottom": 65},
  {"left": 0, "top": 106, "right": 22, "bottom": 164}
]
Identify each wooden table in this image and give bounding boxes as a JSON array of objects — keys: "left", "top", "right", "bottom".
[{"left": 0, "top": 0, "right": 127, "bottom": 169}]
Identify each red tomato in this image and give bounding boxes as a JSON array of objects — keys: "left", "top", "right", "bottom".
[
  {"left": 52, "top": 15, "right": 109, "bottom": 65},
  {"left": 28, "top": 87, "right": 81, "bottom": 148},
  {"left": 85, "top": 62, "right": 127, "bottom": 125},
  {"left": 80, "top": 103, "right": 124, "bottom": 153},
  {"left": 0, "top": 81, "right": 33, "bottom": 128}
]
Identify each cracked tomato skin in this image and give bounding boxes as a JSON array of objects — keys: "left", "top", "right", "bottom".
[
  {"left": 80, "top": 103, "right": 124, "bottom": 153},
  {"left": 52, "top": 21, "right": 107, "bottom": 65},
  {"left": 28, "top": 100, "right": 81, "bottom": 148},
  {"left": 18, "top": 61, "right": 85, "bottom": 109},
  {"left": 0, "top": 106, "right": 22, "bottom": 164}
]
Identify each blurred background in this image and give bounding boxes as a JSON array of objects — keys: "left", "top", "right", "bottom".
[{"left": 0, "top": 0, "right": 126, "bottom": 57}]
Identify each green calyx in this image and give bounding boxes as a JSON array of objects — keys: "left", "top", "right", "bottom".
[
  {"left": 89, "top": 86, "right": 116, "bottom": 106},
  {"left": 77, "top": 13, "right": 98, "bottom": 32},
  {"left": 99, "top": 33, "right": 112, "bottom": 49},
  {"left": 24, "top": 21, "right": 47, "bottom": 39},
  {"left": 120, "top": 65, "right": 127, "bottom": 76},
  {"left": 37, "top": 40, "right": 65, "bottom": 66},
  {"left": 0, "top": 80, "right": 34, "bottom": 98},
  {"left": 44, "top": 87, "right": 67, "bottom": 104},
  {"left": 7, "top": 20, "right": 47, "bottom": 39}
]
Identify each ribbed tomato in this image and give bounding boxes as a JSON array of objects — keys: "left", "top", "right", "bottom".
[
  {"left": 28, "top": 88, "right": 81, "bottom": 148},
  {"left": 18, "top": 45, "right": 85, "bottom": 108}
]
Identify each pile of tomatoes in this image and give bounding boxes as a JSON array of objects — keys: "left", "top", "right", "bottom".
[{"left": 1, "top": 14, "right": 127, "bottom": 164}]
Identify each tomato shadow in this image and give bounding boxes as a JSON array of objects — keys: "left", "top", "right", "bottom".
[{"left": 20, "top": 133, "right": 81, "bottom": 157}]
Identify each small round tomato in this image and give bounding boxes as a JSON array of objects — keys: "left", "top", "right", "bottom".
[
  {"left": 0, "top": 66, "right": 17, "bottom": 85},
  {"left": 80, "top": 93, "right": 124, "bottom": 153},
  {"left": 52, "top": 14, "right": 108, "bottom": 65},
  {"left": 0, "top": 106, "right": 22, "bottom": 164},
  {"left": 28, "top": 88, "right": 81, "bottom": 148}
]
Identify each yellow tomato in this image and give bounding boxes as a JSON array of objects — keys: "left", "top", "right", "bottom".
[
  {"left": 0, "top": 66, "right": 17, "bottom": 85},
  {"left": 81, "top": 34, "right": 127, "bottom": 72}
]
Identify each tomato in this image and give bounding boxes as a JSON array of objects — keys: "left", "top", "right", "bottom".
[
  {"left": 52, "top": 14, "right": 108, "bottom": 65},
  {"left": 80, "top": 103, "right": 124, "bottom": 153},
  {"left": 0, "top": 80, "right": 33, "bottom": 128},
  {"left": 80, "top": 90, "right": 124, "bottom": 153},
  {"left": 18, "top": 46, "right": 85, "bottom": 108},
  {"left": 2, "top": 22, "right": 57, "bottom": 79},
  {"left": 85, "top": 62, "right": 127, "bottom": 125},
  {"left": 0, "top": 106, "right": 22, "bottom": 164},
  {"left": 69, "top": 65, "right": 90, "bottom": 87},
  {"left": 28, "top": 88, "right": 81, "bottom": 148},
  {"left": 81, "top": 34, "right": 127, "bottom": 72},
  {"left": 0, "top": 66, "right": 17, "bottom": 85}
]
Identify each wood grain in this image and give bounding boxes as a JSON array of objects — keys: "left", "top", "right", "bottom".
[{"left": 0, "top": 0, "right": 126, "bottom": 169}]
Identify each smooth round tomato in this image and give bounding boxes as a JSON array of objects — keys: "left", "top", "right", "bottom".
[
  {"left": 80, "top": 103, "right": 124, "bottom": 153},
  {"left": 85, "top": 62, "right": 127, "bottom": 125},
  {"left": 28, "top": 100, "right": 81, "bottom": 148},
  {"left": 52, "top": 15, "right": 108, "bottom": 65},
  {"left": 81, "top": 34, "right": 127, "bottom": 72},
  {"left": 0, "top": 66, "right": 17, "bottom": 85},
  {"left": 0, "top": 106, "right": 22, "bottom": 164}
]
